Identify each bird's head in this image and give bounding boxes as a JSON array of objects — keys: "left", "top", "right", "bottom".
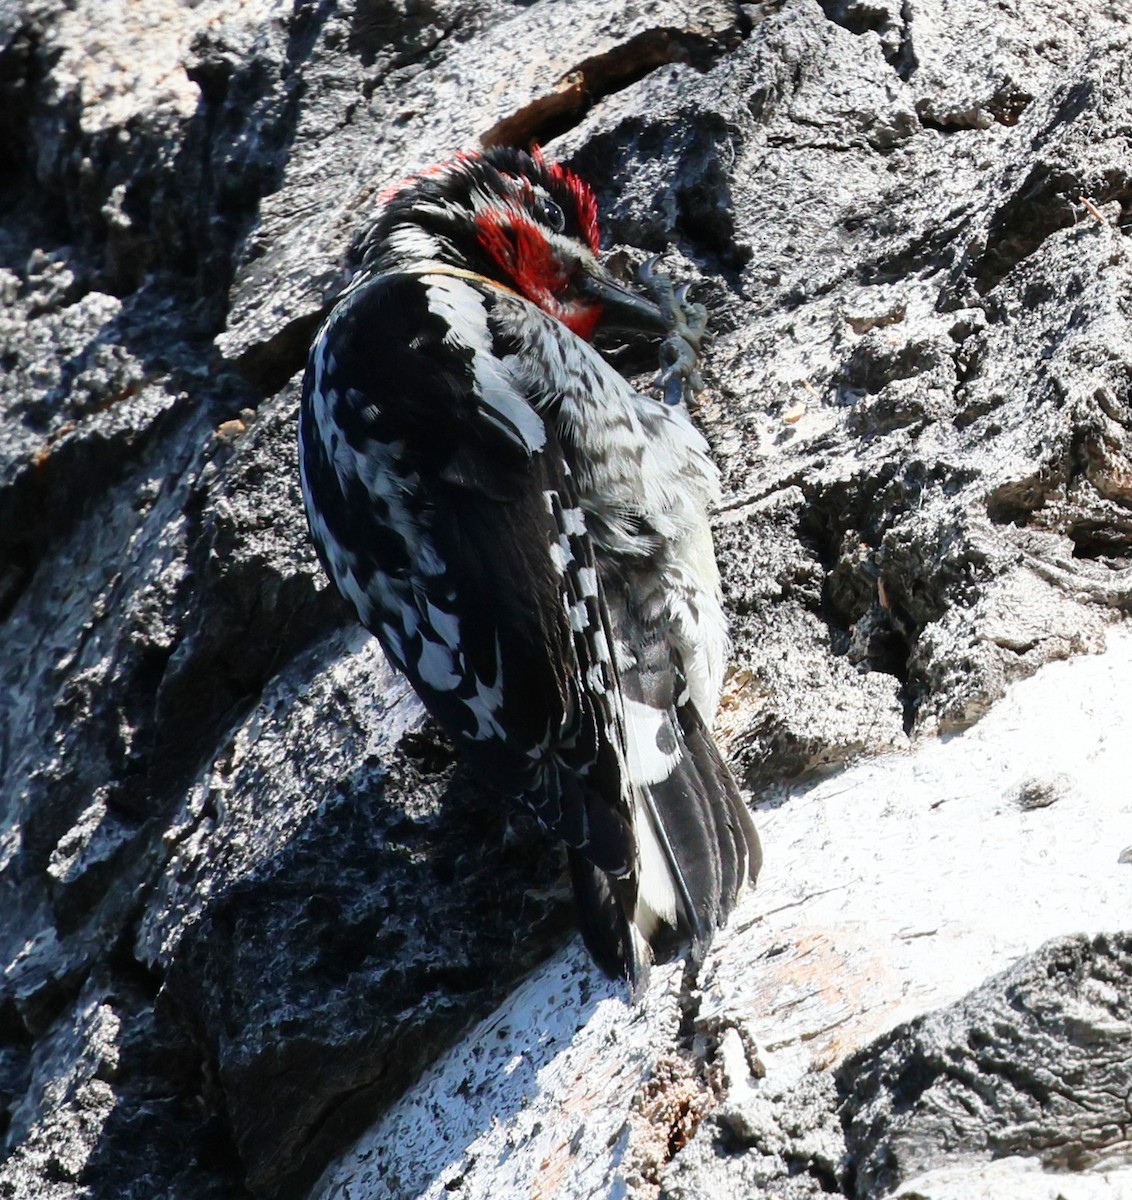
[{"left": 370, "top": 147, "right": 666, "bottom": 341}]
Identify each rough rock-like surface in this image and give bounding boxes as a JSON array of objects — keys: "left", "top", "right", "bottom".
[
  {"left": 316, "top": 627, "right": 1132, "bottom": 1198},
  {"left": 1, "top": 0, "right": 1130, "bottom": 1197}
]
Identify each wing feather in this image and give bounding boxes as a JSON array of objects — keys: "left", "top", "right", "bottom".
[
  {"left": 300, "top": 270, "right": 636, "bottom": 881},
  {"left": 300, "top": 268, "right": 758, "bottom": 990}
]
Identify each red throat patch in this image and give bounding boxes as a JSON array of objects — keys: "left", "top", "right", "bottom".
[{"left": 475, "top": 206, "right": 602, "bottom": 339}]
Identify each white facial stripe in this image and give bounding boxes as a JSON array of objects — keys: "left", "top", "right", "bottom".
[{"left": 385, "top": 225, "right": 444, "bottom": 264}]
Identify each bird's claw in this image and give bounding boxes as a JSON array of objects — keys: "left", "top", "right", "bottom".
[
  {"left": 655, "top": 340, "right": 704, "bottom": 408},
  {"left": 638, "top": 255, "right": 708, "bottom": 407}
]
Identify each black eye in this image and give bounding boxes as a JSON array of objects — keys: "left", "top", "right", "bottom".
[{"left": 541, "top": 198, "right": 565, "bottom": 232}]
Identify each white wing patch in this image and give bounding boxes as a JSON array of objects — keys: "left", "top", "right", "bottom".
[
  {"left": 560, "top": 506, "right": 586, "bottom": 536},
  {"left": 567, "top": 599, "right": 589, "bottom": 631},
  {"left": 416, "top": 635, "right": 462, "bottom": 691},
  {"left": 548, "top": 537, "right": 573, "bottom": 574},
  {"left": 424, "top": 276, "right": 547, "bottom": 455},
  {"left": 623, "top": 698, "right": 682, "bottom": 787},
  {"left": 633, "top": 802, "right": 679, "bottom": 931},
  {"left": 467, "top": 672, "right": 507, "bottom": 741},
  {"left": 576, "top": 567, "right": 598, "bottom": 597},
  {"left": 425, "top": 600, "right": 461, "bottom": 650}
]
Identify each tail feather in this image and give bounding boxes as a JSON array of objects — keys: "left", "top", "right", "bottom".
[
  {"left": 568, "top": 849, "right": 651, "bottom": 995},
  {"left": 624, "top": 696, "right": 761, "bottom": 967},
  {"left": 635, "top": 732, "right": 722, "bottom": 960},
  {"left": 674, "top": 699, "right": 762, "bottom": 900},
  {"left": 566, "top": 692, "right": 760, "bottom": 994}
]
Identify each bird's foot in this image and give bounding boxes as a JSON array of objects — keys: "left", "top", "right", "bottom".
[{"left": 639, "top": 255, "right": 708, "bottom": 407}]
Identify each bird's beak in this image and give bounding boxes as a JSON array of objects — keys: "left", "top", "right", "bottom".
[{"left": 576, "top": 265, "right": 667, "bottom": 335}]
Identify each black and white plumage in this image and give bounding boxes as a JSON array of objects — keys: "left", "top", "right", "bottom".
[{"left": 298, "top": 147, "right": 760, "bottom": 989}]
